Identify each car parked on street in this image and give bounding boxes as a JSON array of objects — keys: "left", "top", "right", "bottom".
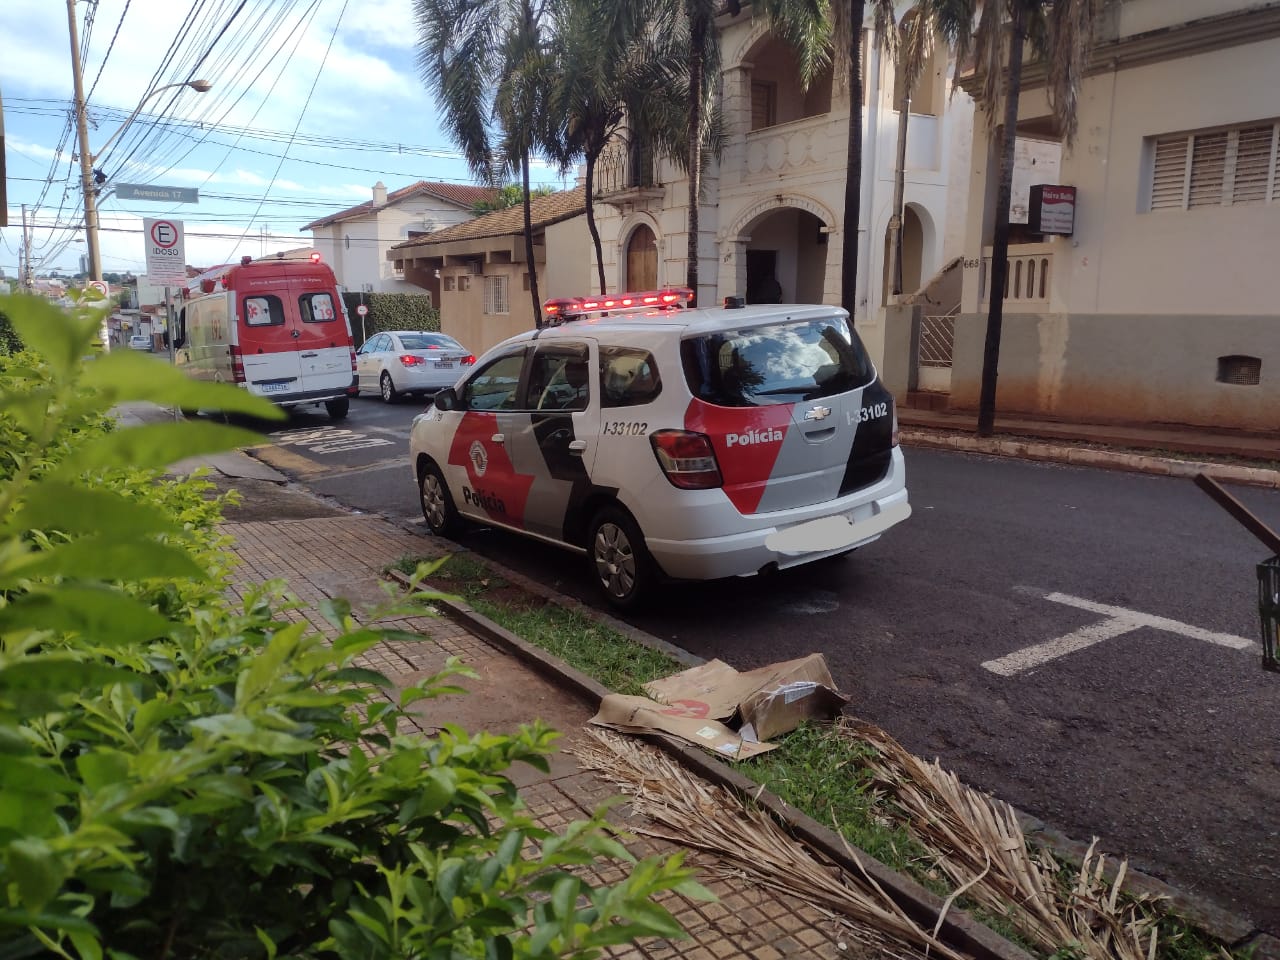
[
  {"left": 408, "top": 288, "right": 910, "bottom": 609},
  {"left": 356, "top": 330, "right": 475, "bottom": 403},
  {"left": 127, "top": 335, "right": 153, "bottom": 352}
]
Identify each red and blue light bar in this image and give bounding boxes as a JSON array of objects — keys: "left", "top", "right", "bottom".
[{"left": 543, "top": 287, "right": 694, "bottom": 321}]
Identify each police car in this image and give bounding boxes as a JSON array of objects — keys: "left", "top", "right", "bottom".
[{"left": 409, "top": 288, "right": 911, "bottom": 609}]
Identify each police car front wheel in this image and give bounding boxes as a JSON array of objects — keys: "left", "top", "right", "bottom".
[
  {"left": 587, "top": 507, "right": 654, "bottom": 610},
  {"left": 420, "top": 463, "right": 461, "bottom": 536}
]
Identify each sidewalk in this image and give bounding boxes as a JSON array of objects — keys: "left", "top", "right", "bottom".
[{"left": 224, "top": 513, "right": 879, "bottom": 959}]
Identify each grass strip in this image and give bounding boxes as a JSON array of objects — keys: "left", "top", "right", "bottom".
[{"left": 393, "top": 551, "right": 1232, "bottom": 960}]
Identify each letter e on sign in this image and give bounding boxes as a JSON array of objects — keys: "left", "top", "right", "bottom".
[{"left": 143, "top": 218, "right": 187, "bottom": 285}]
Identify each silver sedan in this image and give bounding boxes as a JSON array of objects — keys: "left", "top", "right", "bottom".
[{"left": 355, "top": 330, "right": 475, "bottom": 403}]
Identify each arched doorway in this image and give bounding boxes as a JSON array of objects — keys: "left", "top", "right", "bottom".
[
  {"left": 743, "top": 208, "right": 826, "bottom": 304},
  {"left": 882, "top": 205, "right": 925, "bottom": 301},
  {"left": 625, "top": 224, "right": 657, "bottom": 291}
]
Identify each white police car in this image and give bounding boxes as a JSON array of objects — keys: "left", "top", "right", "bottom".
[{"left": 409, "top": 288, "right": 910, "bottom": 608}]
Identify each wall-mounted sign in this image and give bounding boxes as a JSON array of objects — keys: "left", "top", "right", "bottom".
[
  {"left": 117, "top": 183, "right": 199, "bottom": 203},
  {"left": 1029, "top": 184, "right": 1076, "bottom": 236}
]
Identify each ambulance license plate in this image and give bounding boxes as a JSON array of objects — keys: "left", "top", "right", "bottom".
[{"left": 260, "top": 382, "right": 288, "bottom": 394}]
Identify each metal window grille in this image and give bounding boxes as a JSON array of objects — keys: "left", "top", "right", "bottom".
[
  {"left": 484, "top": 275, "right": 509, "bottom": 315},
  {"left": 1217, "top": 355, "right": 1262, "bottom": 385}
]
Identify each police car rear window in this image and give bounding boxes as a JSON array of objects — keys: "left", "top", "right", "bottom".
[{"left": 680, "top": 316, "right": 874, "bottom": 407}]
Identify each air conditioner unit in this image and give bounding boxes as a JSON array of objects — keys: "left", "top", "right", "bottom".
[{"left": 467, "top": 259, "right": 483, "bottom": 276}]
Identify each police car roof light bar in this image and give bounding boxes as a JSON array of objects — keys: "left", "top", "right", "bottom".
[{"left": 544, "top": 287, "right": 693, "bottom": 321}]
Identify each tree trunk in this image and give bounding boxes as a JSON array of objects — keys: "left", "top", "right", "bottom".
[
  {"left": 686, "top": 9, "right": 707, "bottom": 304},
  {"left": 887, "top": 93, "right": 910, "bottom": 298},
  {"left": 977, "top": 4, "right": 1025, "bottom": 437},
  {"left": 521, "top": 148, "right": 543, "bottom": 329},
  {"left": 840, "top": 0, "right": 866, "bottom": 318},
  {"left": 585, "top": 148, "right": 606, "bottom": 295}
]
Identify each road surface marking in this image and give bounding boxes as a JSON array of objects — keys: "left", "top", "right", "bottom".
[{"left": 983, "top": 590, "right": 1257, "bottom": 676}]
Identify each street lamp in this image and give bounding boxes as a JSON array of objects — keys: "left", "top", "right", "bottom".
[{"left": 66, "top": 2, "right": 211, "bottom": 281}]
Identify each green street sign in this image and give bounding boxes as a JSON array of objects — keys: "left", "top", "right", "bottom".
[{"left": 116, "top": 183, "right": 199, "bottom": 204}]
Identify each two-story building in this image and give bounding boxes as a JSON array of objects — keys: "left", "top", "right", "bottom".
[
  {"left": 936, "top": 0, "right": 1280, "bottom": 432},
  {"left": 302, "top": 180, "right": 497, "bottom": 301}
]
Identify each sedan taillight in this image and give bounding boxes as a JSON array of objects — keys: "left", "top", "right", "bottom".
[
  {"left": 650, "top": 430, "right": 722, "bottom": 489},
  {"left": 462, "top": 354, "right": 476, "bottom": 366},
  {"left": 399, "top": 354, "right": 425, "bottom": 366}
]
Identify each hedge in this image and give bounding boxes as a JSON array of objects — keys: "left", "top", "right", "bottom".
[{"left": 342, "top": 291, "right": 440, "bottom": 347}]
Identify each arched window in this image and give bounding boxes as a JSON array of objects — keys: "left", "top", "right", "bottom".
[{"left": 626, "top": 225, "right": 658, "bottom": 291}]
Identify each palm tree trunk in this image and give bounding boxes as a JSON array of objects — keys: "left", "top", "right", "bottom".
[
  {"left": 685, "top": 9, "right": 707, "bottom": 303},
  {"left": 976, "top": 3, "right": 1025, "bottom": 437},
  {"left": 887, "top": 92, "right": 910, "bottom": 298},
  {"left": 584, "top": 147, "right": 606, "bottom": 295},
  {"left": 521, "top": 148, "right": 543, "bottom": 329},
  {"left": 840, "top": 0, "right": 866, "bottom": 318}
]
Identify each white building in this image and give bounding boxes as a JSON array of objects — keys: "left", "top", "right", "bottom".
[{"left": 302, "top": 181, "right": 496, "bottom": 300}]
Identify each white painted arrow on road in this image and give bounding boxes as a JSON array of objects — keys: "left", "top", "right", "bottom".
[{"left": 983, "top": 591, "right": 1257, "bottom": 676}]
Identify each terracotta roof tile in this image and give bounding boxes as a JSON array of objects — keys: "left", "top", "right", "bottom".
[
  {"left": 389, "top": 187, "right": 586, "bottom": 251},
  {"left": 301, "top": 181, "right": 499, "bottom": 230}
]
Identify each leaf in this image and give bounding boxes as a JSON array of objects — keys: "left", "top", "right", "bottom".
[
  {"left": 68, "top": 929, "right": 104, "bottom": 960},
  {"left": 7, "top": 838, "right": 68, "bottom": 911},
  {"left": 50, "top": 421, "right": 269, "bottom": 478},
  {"left": 0, "top": 587, "right": 172, "bottom": 647},
  {"left": 0, "top": 659, "right": 140, "bottom": 696},
  {"left": 11, "top": 484, "right": 178, "bottom": 539},
  {"left": 0, "top": 755, "right": 78, "bottom": 796},
  {"left": 331, "top": 667, "right": 392, "bottom": 688},
  {"left": 81, "top": 351, "right": 285, "bottom": 420},
  {"left": 16, "top": 536, "right": 207, "bottom": 583},
  {"left": 5, "top": 296, "right": 100, "bottom": 377}
]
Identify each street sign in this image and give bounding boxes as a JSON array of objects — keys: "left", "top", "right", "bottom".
[
  {"left": 356, "top": 304, "right": 368, "bottom": 316},
  {"left": 116, "top": 183, "right": 199, "bottom": 204},
  {"left": 143, "top": 218, "right": 187, "bottom": 285},
  {"left": 87, "top": 280, "right": 109, "bottom": 297}
]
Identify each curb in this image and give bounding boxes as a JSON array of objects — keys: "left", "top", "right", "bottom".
[
  {"left": 384, "top": 540, "right": 1275, "bottom": 959},
  {"left": 901, "top": 429, "right": 1280, "bottom": 489},
  {"left": 386, "top": 568, "right": 1033, "bottom": 960}
]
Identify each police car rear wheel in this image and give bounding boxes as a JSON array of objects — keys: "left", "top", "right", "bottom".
[
  {"left": 420, "top": 463, "right": 460, "bottom": 536},
  {"left": 380, "top": 371, "right": 399, "bottom": 404},
  {"left": 588, "top": 507, "right": 653, "bottom": 609}
]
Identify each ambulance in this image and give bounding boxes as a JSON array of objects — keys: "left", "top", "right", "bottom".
[
  {"left": 174, "top": 253, "right": 357, "bottom": 419},
  {"left": 408, "top": 288, "right": 911, "bottom": 609}
]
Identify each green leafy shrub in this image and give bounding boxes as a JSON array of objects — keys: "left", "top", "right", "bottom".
[
  {"left": 0, "top": 305, "right": 22, "bottom": 354},
  {"left": 343, "top": 293, "right": 441, "bottom": 347},
  {"left": 0, "top": 294, "right": 707, "bottom": 959}
]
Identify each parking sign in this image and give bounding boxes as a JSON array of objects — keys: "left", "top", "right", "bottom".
[{"left": 143, "top": 218, "right": 187, "bottom": 284}]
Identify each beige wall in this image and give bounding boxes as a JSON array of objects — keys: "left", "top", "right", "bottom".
[
  {"left": 544, "top": 216, "right": 593, "bottom": 298},
  {"left": 949, "top": 311, "right": 1280, "bottom": 431}
]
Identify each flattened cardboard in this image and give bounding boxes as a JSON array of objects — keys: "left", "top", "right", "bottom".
[
  {"left": 590, "top": 654, "right": 847, "bottom": 759},
  {"left": 590, "top": 693, "right": 776, "bottom": 759}
]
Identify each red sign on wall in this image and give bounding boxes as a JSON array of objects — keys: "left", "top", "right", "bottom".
[{"left": 1029, "top": 184, "right": 1077, "bottom": 236}]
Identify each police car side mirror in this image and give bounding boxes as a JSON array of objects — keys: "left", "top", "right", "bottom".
[{"left": 434, "top": 387, "right": 458, "bottom": 411}]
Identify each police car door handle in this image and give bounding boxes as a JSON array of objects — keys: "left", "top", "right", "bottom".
[
  {"left": 491, "top": 433, "right": 505, "bottom": 444},
  {"left": 568, "top": 440, "right": 588, "bottom": 455}
]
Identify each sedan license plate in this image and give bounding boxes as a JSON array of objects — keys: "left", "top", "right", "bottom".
[
  {"left": 434, "top": 360, "right": 453, "bottom": 369},
  {"left": 259, "top": 382, "right": 289, "bottom": 394}
]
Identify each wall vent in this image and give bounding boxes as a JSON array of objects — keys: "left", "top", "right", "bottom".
[{"left": 1217, "top": 355, "right": 1261, "bottom": 386}]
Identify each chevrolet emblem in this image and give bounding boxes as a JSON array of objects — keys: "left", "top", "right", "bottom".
[{"left": 804, "top": 405, "right": 832, "bottom": 422}]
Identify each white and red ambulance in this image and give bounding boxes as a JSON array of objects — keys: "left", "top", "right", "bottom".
[
  {"left": 408, "top": 288, "right": 911, "bottom": 608},
  {"left": 175, "top": 253, "right": 357, "bottom": 419}
]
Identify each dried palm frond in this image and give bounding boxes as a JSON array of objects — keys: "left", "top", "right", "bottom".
[
  {"left": 575, "top": 729, "right": 970, "bottom": 960},
  {"left": 1045, "top": 0, "right": 1104, "bottom": 146},
  {"left": 841, "top": 719, "right": 1162, "bottom": 960}
]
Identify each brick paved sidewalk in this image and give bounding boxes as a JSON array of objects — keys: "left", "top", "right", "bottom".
[{"left": 223, "top": 515, "right": 902, "bottom": 959}]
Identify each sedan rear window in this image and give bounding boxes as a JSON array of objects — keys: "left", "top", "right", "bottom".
[
  {"left": 680, "top": 315, "right": 874, "bottom": 407},
  {"left": 400, "top": 333, "right": 462, "bottom": 350}
]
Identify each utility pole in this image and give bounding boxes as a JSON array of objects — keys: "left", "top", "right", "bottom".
[
  {"left": 21, "top": 204, "right": 34, "bottom": 292},
  {"left": 66, "top": 0, "right": 102, "bottom": 282}
]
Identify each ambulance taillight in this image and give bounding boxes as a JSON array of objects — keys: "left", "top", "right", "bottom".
[{"left": 228, "top": 345, "right": 246, "bottom": 384}]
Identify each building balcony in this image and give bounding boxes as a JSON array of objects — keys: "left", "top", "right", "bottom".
[
  {"left": 740, "top": 112, "right": 841, "bottom": 181},
  {"left": 594, "top": 143, "right": 664, "bottom": 204},
  {"left": 979, "top": 243, "right": 1055, "bottom": 309}
]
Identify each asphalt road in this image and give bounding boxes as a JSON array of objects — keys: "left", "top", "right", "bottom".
[{"left": 249, "top": 396, "right": 1280, "bottom": 934}]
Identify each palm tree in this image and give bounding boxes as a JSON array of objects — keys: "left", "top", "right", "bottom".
[
  {"left": 834, "top": 0, "right": 897, "bottom": 317},
  {"left": 415, "top": 0, "right": 556, "bottom": 327},
  {"left": 927, "top": 0, "right": 1102, "bottom": 435},
  {"left": 886, "top": 5, "right": 935, "bottom": 298},
  {"left": 546, "top": 0, "right": 688, "bottom": 294}
]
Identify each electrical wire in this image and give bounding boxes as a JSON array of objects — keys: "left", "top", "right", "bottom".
[{"left": 85, "top": 0, "right": 133, "bottom": 102}]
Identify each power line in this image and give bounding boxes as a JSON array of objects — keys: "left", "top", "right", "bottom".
[{"left": 85, "top": 0, "right": 133, "bottom": 102}]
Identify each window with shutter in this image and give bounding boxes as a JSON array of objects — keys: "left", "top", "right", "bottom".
[
  {"left": 1150, "top": 136, "right": 1189, "bottom": 209},
  {"left": 1232, "top": 125, "right": 1274, "bottom": 203},
  {"left": 1188, "top": 132, "right": 1228, "bottom": 207}
]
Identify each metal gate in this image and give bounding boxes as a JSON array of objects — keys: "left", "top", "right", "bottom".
[{"left": 915, "top": 305, "right": 956, "bottom": 393}]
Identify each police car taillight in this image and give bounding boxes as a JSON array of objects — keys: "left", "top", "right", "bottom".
[{"left": 651, "top": 430, "right": 722, "bottom": 489}]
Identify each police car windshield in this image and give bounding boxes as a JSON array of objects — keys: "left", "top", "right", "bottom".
[{"left": 680, "top": 316, "right": 874, "bottom": 407}]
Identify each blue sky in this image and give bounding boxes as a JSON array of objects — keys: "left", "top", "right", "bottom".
[{"left": 0, "top": 0, "right": 568, "bottom": 278}]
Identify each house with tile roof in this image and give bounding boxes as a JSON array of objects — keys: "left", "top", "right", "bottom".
[
  {"left": 301, "top": 180, "right": 498, "bottom": 300},
  {"left": 388, "top": 187, "right": 590, "bottom": 354}
]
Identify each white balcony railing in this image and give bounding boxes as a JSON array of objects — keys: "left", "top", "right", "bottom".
[{"left": 979, "top": 244, "right": 1054, "bottom": 308}]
